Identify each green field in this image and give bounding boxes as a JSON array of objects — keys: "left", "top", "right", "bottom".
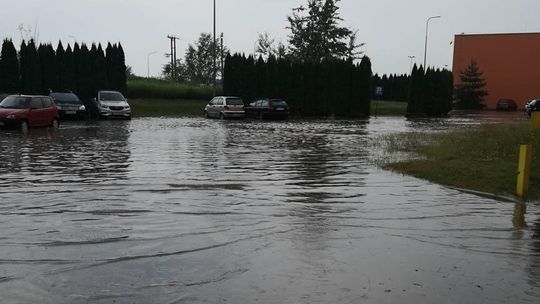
[
  {"left": 130, "top": 99, "right": 207, "bottom": 117},
  {"left": 127, "top": 78, "right": 218, "bottom": 101},
  {"left": 370, "top": 100, "right": 408, "bottom": 116},
  {"left": 380, "top": 122, "right": 540, "bottom": 200}
]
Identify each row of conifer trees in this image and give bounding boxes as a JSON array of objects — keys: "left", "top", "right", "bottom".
[
  {"left": 0, "top": 39, "right": 127, "bottom": 101},
  {"left": 372, "top": 74, "right": 411, "bottom": 102},
  {"left": 407, "top": 65, "right": 453, "bottom": 116},
  {"left": 223, "top": 54, "right": 373, "bottom": 117}
]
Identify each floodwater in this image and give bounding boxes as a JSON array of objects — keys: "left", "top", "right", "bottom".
[{"left": 0, "top": 114, "right": 539, "bottom": 304}]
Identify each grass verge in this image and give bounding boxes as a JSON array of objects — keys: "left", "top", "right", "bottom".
[
  {"left": 381, "top": 122, "right": 540, "bottom": 200},
  {"left": 130, "top": 99, "right": 207, "bottom": 117},
  {"left": 371, "top": 100, "right": 408, "bottom": 116},
  {"left": 127, "top": 78, "right": 217, "bottom": 100}
]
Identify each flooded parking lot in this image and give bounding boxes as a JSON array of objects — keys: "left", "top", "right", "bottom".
[{"left": 0, "top": 115, "right": 539, "bottom": 303}]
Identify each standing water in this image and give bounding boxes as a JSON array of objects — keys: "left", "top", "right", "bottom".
[{"left": 0, "top": 115, "right": 538, "bottom": 303}]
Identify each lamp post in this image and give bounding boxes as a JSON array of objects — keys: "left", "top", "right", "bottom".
[
  {"left": 408, "top": 55, "right": 416, "bottom": 73},
  {"left": 213, "top": 0, "right": 217, "bottom": 97},
  {"left": 423, "top": 15, "right": 441, "bottom": 69},
  {"left": 147, "top": 51, "right": 157, "bottom": 78}
]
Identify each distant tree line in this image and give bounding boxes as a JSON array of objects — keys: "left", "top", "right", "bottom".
[
  {"left": 223, "top": 53, "right": 372, "bottom": 117},
  {"left": 372, "top": 74, "right": 411, "bottom": 101},
  {"left": 407, "top": 65, "right": 454, "bottom": 116},
  {"left": 0, "top": 38, "right": 127, "bottom": 101}
]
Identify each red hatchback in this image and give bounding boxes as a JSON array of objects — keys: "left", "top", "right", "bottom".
[{"left": 0, "top": 95, "right": 60, "bottom": 131}]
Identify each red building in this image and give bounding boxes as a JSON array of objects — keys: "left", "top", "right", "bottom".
[{"left": 453, "top": 33, "right": 540, "bottom": 109}]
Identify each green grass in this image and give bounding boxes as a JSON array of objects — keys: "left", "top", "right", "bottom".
[
  {"left": 130, "top": 98, "right": 207, "bottom": 117},
  {"left": 371, "top": 100, "right": 408, "bottom": 116},
  {"left": 380, "top": 122, "right": 540, "bottom": 200},
  {"left": 127, "top": 78, "right": 218, "bottom": 100}
]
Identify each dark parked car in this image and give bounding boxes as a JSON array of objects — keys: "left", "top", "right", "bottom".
[
  {"left": 50, "top": 91, "right": 87, "bottom": 118},
  {"left": 496, "top": 99, "right": 518, "bottom": 111},
  {"left": 526, "top": 99, "right": 540, "bottom": 117},
  {"left": 204, "top": 96, "right": 245, "bottom": 119},
  {"left": 245, "top": 98, "right": 290, "bottom": 120},
  {"left": 0, "top": 95, "right": 60, "bottom": 131}
]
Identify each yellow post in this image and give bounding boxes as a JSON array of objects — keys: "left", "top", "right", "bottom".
[
  {"left": 517, "top": 144, "right": 532, "bottom": 198},
  {"left": 531, "top": 112, "right": 540, "bottom": 130}
]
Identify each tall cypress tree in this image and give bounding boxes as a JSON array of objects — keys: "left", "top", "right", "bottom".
[
  {"left": 38, "top": 43, "right": 57, "bottom": 93},
  {"left": 117, "top": 43, "right": 127, "bottom": 95},
  {"left": 20, "top": 40, "right": 41, "bottom": 95},
  {"left": 105, "top": 43, "right": 114, "bottom": 90},
  {"left": 56, "top": 41, "right": 67, "bottom": 90},
  {"left": 0, "top": 39, "right": 20, "bottom": 93},
  {"left": 64, "top": 44, "right": 76, "bottom": 91},
  {"left": 357, "top": 56, "right": 372, "bottom": 116},
  {"left": 75, "top": 44, "right": 92, "bottom": 100}
]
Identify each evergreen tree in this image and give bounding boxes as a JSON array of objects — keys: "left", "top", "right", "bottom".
[
  {"left": 38, "top": 43, "right": 57, "bottom": 93},
  {"left": 74, "top": 43, "right": 93, "bottom": 100},
  {"left": 0, "top": 39, "right": 20, "bottom": 93},
  {"left": 64, "top": 44, "right": 76, "bottom": 91},
  {"left": 455, "top": 59, "right": 488, "bottom": 110},
  {"left": 56, "top": 41, "right": 67, "bottom": 90},
  {"left": 20, "top": 40, "right": 41, "bottom": 94},
  {"left": 117, "top": 43, "right": 127, "bottom": 94},
  {"left": 407, "top": 65, "right": 425, "bottom": 115},
  {"left": 356, "top": 56, "right": 372, "bottom": 116},
  {"left": 90, "top": 43, "right": 108, "bottom": 94}
]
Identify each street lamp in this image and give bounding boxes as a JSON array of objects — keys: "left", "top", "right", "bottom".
[
  {"left": 408, "top": 55, "right": 416, "bottom": 73},
  {"left": 147, "top": 51, "right": 157, "bottom": 78},
  {"left": 213, "top": 0, "right": 217, "bottom": 96},
  {"left": 423, "top": 15, "right": 441, "bottom": 69}
]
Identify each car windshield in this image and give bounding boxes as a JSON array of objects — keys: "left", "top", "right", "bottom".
[
  {"left": 0, "top": 96, "right": 29, "bottom": 109},
  {"left": 100, "top": 92, "right": 125, "bottom": 102},
  {"left": 270, "top": 100, "right": 287, "bottom": 106},
  {"left": 51, "top": 93, "right": 82, "bottom": 104},
  {"left": 226, "top": 98, "right": 243, "bottom": 106}
]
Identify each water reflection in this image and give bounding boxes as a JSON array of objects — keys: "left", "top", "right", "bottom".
[{"left": 0, "top": 117, "right": 539, "bottom": 303}]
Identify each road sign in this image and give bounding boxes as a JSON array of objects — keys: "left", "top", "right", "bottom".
[{"left": 375, "top": 86, "right": 384, "bottom": 97}]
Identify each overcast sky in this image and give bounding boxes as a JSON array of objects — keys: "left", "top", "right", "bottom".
[{"left": 2, "top": 0, "right": 540, "bottom": 77}]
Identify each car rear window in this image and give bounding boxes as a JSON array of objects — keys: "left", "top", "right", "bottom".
[
  {"left": 226, "top": 98, "right": 243, "bottom": 106},
  {"left": 270, "top": 100, "right": 287, "bottom": 106},
  {"left": 42, "top": 97, "right": 53, "bottom": 108},
  {"left": 51, "top": 93, "right": 82, "bottom": 104},
  {"left": 0, "top": 96, "right": 29, "bottom": 109}
]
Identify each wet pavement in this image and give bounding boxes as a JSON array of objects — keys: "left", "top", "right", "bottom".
[{"left": 0, "top": 114, "right": 539, "bottom": 303}]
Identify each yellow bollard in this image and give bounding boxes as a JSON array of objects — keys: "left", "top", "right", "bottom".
[
  {"left": 531, "top": 112, "right": 540, "bottom": 130},
  {"left": 517, "top": 144, "right": 532, "bottom": 198}
]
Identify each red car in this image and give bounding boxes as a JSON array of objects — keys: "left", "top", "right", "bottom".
[{"left": 0, "top": 95, "right": 60, "bottom": 131}]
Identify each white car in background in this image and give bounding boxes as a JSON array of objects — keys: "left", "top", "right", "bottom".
[{"left": 96, "top": 91, "right": 131, "bottom": 119}]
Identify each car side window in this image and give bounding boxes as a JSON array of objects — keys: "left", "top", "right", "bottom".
[
  {"left": 218, "top": 98, "right": 224, "bottom": 106},
  {"left": 42, "top": 97, "right": 52, "bottom": 108},
  {"left": 261, "top": 100, "right": 269, "bottom": 107},
  {"left": 30, "top": 98, "right": 44, "bottom": 109}
]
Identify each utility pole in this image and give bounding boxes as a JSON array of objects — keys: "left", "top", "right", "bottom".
[
  {"left": 213, "top": 0, "right": 217, "bottom": 96},
  {"left": 220, "top": 33, "right": 224, "bottom": 83},
  {"left": 167, "top": 35, "right": 179, "bottom": 79}
]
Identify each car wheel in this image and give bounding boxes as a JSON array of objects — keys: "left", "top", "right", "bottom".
[
  {"left": 205, "top": 111, "right": 210, "bottom": 118},
  {"left": 20, "top": 120, "right": 29, "bottom": 133},
  {"left": 52, "top": 118, "right": 60, "bottom": 129},
  {"left": 220, "top": 113, "right": 225, "bottom": 120}
]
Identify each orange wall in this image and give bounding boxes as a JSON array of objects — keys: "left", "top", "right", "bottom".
[{"left": 453, "top": 33, "right": 540, "bottom": 109}]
